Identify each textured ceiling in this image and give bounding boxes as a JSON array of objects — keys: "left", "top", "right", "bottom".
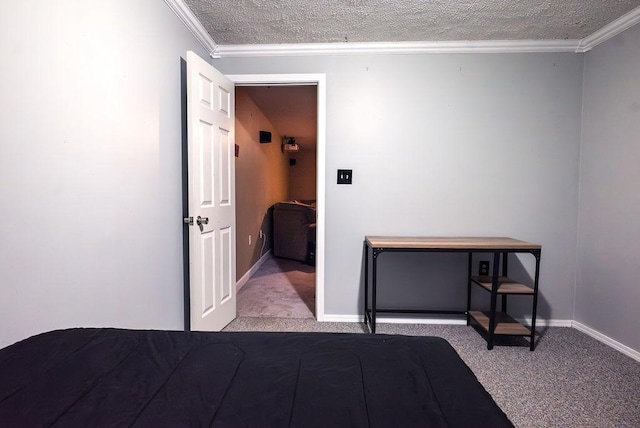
[{"left": 185, "top": 0, "right": 640, "bottom": 45}]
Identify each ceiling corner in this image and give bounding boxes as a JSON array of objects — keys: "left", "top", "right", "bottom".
[
  {"left": 164, "top": 0, "right": 219, "bottom": 58},
  {"left": 577, "top": 5, "right": 640, "bottom": 53}
]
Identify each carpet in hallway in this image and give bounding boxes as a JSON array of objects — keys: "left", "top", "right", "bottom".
[{"left": 237, "top": 256, "right": 315, "bottom": 318}]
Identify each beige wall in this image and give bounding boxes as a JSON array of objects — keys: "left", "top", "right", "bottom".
[
  {"left": 288, "top": 149, "right": 317, "bottom": 201},
  {"left": 235, "top": 87, "right": 290, "bottom": 280}
]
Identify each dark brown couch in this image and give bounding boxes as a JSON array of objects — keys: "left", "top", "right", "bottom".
[{"left": 272, "top": 202, "right": 316, "bottom": 263}]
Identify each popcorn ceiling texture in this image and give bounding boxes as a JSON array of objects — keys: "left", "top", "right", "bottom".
[{"left": 185, "top": 0, "right": 640, "bottom": 45}]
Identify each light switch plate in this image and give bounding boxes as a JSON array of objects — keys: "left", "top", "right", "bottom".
[{"left": 337, "top": 169, "right": 353, "bottom": 184}]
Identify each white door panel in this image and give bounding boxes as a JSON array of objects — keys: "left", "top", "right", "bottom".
[{"left": 187, "top": 51, "right": 236, "bottom": 331}]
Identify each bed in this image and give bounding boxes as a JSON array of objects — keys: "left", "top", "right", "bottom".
[{"left": 0, "top": 328, "right": 512, "bottom": 427}]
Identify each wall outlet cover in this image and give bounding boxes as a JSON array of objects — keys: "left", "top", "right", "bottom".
[
  {"left": 479, "top": 261, "right": 490, "bottom": 276},
  {"left": 337, "top": 169, "right": 353, "bottom": 184}
]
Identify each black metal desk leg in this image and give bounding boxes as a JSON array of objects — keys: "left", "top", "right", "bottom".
[
  {"left": 467, "top": 252, "right": 472, "bottom": 325},
  {"left": 530, "top": 251, "right": 541, "bottom": 351},
  {"left": 363, "top": 241, "right": 369, "bottom": 327},
  {"left": 371, "top": 249, "right": 379, "bottom": 334},
  {"left": 502, "top": 252, "right": 508, "bottom": 313},
  {"left": 487, "top": 251, "right": 501, "bottom": 350}
]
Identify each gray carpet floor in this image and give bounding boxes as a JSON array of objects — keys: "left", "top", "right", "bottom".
[{"left": 230, "top": 258, "right": 640, "bottom": 427}]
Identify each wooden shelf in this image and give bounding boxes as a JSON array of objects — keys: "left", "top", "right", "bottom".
[
  {"left": 470, "top": 276, "right": 533, "bottom": 294},
  {"left": 468, "top": 311, "right": 531, "bottom": 336}
]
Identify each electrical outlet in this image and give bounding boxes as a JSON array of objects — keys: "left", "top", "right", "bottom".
[
  {"left": 337, "top": 169, "right": 353, "bottom": 184},
  {"left": 479, "top": 261, "right": 490, "bottom": 276},
  {"left": 248, "top": 235, "right": 252, "bottom": 246}
]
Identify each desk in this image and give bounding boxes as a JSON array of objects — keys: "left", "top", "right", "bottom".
[{"left": 363, "top": 236, "right": 541, "bottom": 350}]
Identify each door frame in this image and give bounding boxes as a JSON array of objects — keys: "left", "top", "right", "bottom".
[{"left": 227, "top": 73, "right": 326, "bottom": 321}]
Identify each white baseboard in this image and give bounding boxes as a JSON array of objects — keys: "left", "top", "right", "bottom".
[
  {"left": 517, "top": 317, "right": 573, "bottom": 328},
  {"left": 323, "top": 314, "right": 464, "bottom": 325},
  {"left": 322, "top": 314, "right": 362, "bottom": 323},
  {"left": 322, "top": 314, "right": 639, "bottom": 361},
  {"left": 236, "top": 250, "right": 271, "bottom": 292},
  {"left": 324, "top": 314, "right": 570, "bottom": 327},
  {"left": 572, "top": 321, "right": 640, "bottom": 363},
  {"left": 379, "top": 317, "right": 468, "bottom": 325}
]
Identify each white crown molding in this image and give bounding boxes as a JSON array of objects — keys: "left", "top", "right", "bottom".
[
  {"left": 163, "top": 0, "right": 219, "bottom": 58},
  {"left": 167, "top": 1, "right": 638, "bottom": 57},
  {"left": 577, "top": 6, "right": 640, "bottom": 52},
  {"left": 216, "top": 39, "right": 581, "bottom": 57}
]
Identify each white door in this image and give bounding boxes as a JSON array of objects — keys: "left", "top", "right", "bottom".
[{"left": 186, "top": 51, "right": 236, "bottom": 331}]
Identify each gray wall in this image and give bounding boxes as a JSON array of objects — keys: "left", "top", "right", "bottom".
[
  {"left": 0, "top": 0, "right": 208, "bottom": 348},
  {"left": 576, "top": 24, "right": 640, "bottom": 351},
  {"left": 215, "top": 53, "right": 583, "bottom": 321}
]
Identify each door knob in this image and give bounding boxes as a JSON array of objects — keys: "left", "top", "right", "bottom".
[{"left": 196, "top": 216, "right": 209, "bottom": 226}]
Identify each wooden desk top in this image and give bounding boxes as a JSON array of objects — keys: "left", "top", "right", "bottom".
[{"left": 365, "top": 236, "right": 541, "bottom": 250}]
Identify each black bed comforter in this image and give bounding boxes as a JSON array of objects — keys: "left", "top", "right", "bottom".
[{"left": 0, "top": 328, "right": 512, "bottom": 427}]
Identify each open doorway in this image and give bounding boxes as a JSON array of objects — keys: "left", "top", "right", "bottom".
[{"left": 229, "top": 74, "right": 326, "bottom": 321}]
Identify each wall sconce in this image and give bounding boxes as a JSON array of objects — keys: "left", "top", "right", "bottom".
[{"left": 282, "top": 136, "right": 299, "bottom": 152}]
